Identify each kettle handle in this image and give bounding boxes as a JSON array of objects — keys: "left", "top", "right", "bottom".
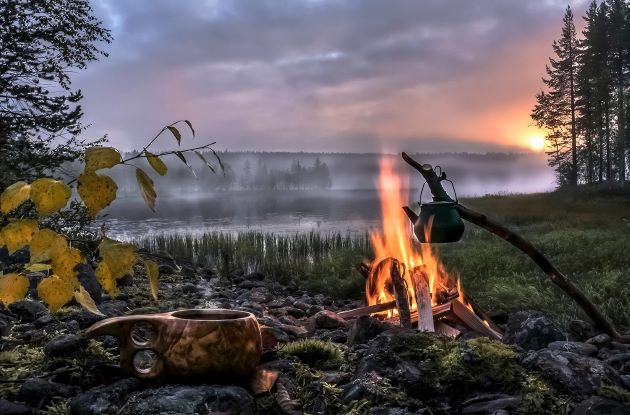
[{"left": 419, "top": 176, "right": 458, "bottom": 204}]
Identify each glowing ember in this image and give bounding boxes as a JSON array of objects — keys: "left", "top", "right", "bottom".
[{"left": 366, "top": 158, "right": 452, "bottom": 316}]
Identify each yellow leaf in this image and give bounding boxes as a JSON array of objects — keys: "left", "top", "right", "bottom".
[
  {"left": 84, "top": 147, "right": 121, "bottom": 172},
  {"left": 29, "top": 178, "right": 71, "bottom": 217},
  {"left": 95, "top": 261, "right": 117, "bottom": 296},
  {"left": 77, "top": 172, "right": 118, "bottom": 216},
  {"left": 37, "top": 275, "right": 74, "bottom": 312},
  {"left": 0, "top": 219, "right": 38, "bottom": 254},
  {"left": 74, "top": 285, "right": 104, "bottom": 316},
  {"left": 145, "top": 151, "right": 168, "bottom": 176},
  {"left": 135, "top": 168, "right": 156, "bottom": 212},
  {"left": 0, "top": 273, "right": 29, "bottom": 306},
  {"left": 0, "top": 181, "right": 31, "bottom": 214},
  {"left": 25, "top": 263, "right": 52, "bottom": 272},
  {"left": 144, "top": 259, "right": 159, "bottom": 301},
  {"left": 98, "top": 237, "right": 138, "bottom": 280},
  {"left": 51, "top": 246, "right": 84, "bottom": 286},
  {"left": 166, "top": 125, "right": 182, "bottom": 145},
  {"left": 29, "top": 229, "right": 68, "bottom": 263}
]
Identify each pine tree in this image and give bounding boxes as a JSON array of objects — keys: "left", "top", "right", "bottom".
[
  {"left": 606, "top": 0, "right": 630, "bottom": 182},
  {"left": 532, "top": 6, "right": 580, "bottom": 186}
]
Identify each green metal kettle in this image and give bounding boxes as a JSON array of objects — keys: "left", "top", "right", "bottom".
[{"left": 403, "top": 178, "right": 465, "bottom": 243}]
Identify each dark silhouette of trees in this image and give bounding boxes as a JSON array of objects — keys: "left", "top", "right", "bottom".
[
  {"left": 0, "top": 0, "right": 111, "bottom": 189},
  {"left": 533, "top": 1, "right": 630, "bottom": 186}
]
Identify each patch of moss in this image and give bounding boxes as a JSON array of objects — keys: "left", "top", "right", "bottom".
[
  {"left": 279, "top": 339, "right": 345, "bottom": 370},
  {"left": 600, "top": 384, "right": 630, "bottom": 406},
  {"left": 0, "top": 345, "right": 46, "bottom": 398},
  {"left": 390, "top": 332, "right": 565, "bottom": 412}
]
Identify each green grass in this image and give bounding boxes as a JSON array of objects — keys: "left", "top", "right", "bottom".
[{"left": 135, "top": 185, "right": 630, "bottom": 331}]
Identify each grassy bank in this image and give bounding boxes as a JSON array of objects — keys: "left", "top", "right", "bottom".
[{"left": 136, "top": 185, "right": 630, "bottom": 330}]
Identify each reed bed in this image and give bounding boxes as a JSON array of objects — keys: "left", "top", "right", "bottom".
[{"left": 135, "top": 231, "right": 372, "bottom": 297}]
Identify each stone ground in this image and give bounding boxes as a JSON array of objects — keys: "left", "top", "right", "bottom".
[{"left": 1, "top": 250, "right": 630, "bottom": 414}]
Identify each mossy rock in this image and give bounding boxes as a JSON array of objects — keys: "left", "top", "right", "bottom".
[{"left": 278, "top": 339, "right": 345, "bottom": 370}]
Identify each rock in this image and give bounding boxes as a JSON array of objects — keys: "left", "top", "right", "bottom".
[
  {"left": 76, "top": 263, "right": 102, "bottom": 304},
  {"left": 341, "top": 382, "right": 369, "bottom": 404},
  {"left": 521, "top": 349, "right": 625, "bottom": 395},
  {"left": 1, "top": 247, "right": 30, "bottom": 265},
  {"left": 586, "top": 334, "right": 611, "bottom": 348},
  {"left": 347, "top": 316, "right": 391, "bottom": 345},
  {"left": 286, "top": 307, "right": 306, "bottom": 318},
  {"left": 8, "top": 300, "right": 47, "bottom": 322},
  {"left": 158, "top": 264, "right": 175, "bottom": 274},
  {"left": 63, "top": 310, "right": 104, "bottom": 329},
  {"left": 244, "top": 271, "right": 265, "bottom": 281},
  {"left": 314, "top": 329, "right": 348, "bottom": 344},
  {"left": 18, "top": 378, "right": 78, "bottom": 406},
  {"left": 25, "top": 272, "right": 45, "bottom": 297},
  {"left": 181, "top": 283, "right": 200, "bottom": 294},
  {"left": 547, "top": 341, "right": 598, "bottom": 357},
  {"left": 69, "top": 378, "right": 142, "bottom": 415},
  {"left": 43, "top": 334, "right": 86, "bottom": 358},
  {"left": 486, "top": 310, "right": 509, "bottom": 325},
  {"left": 276, "top": 323, "right": 308, "bottom": 338},
  {"left": 293, "top": 300, "right": 311, "bottom": 312},
  {"left": 571, "top": 396, "right": 630, "bottom": 415},
  {"left": 0, "top": 314, "right": 12, "bottom": 338},
  {"left": 311, "top": 310, "right": 347, "bottom": 330},
  {"left": 569, "top": 319, "right": 600, "bottom": 341},
  {"left": 122, "top": 384, "right": 254, "bottom": 415},
  {"left": 606, "top": 353, "right": 630, "bottom": 371},
  {"left": 461, "top": 394, "right": 521, "bottom": 414},
  {"left": 33, "top": 314, "right": 54, "bottom": 328},
  {"left": 503, "top": 311, "right": 564, "bottom": 350},
  {"left": 99, "top": 300, "right": 128, "bottom": 317},
  {"left": 238, "top": 280, "right": 264, "bottom": 289},
  {"left": 0, "top": 398, "right": 30, "bottom": 415},
  {"left": 249, "top": 288, "right": 272, "bottom": 304}
]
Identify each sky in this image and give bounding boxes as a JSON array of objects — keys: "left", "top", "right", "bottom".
[{"left": 74, "top": 0, "right": 588, "bottom": 153}]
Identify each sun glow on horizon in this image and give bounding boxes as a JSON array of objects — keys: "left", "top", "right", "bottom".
[{"left": 529, "top": 134, "right": 546, "bottom": 152}]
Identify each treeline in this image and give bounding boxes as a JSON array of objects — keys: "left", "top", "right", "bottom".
[
  {"left": 239, "top": 158, "right": 332, "bottom": 190},
  {"left": 532, "top": 1, "right": 630, "bottom": 186}
]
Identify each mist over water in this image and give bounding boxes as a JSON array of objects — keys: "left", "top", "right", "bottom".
[{"left": 99, "top": 152, "right": 554, "bottom": 240}]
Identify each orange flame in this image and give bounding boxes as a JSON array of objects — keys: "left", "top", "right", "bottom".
[{"left": 366, "top": 158, "right": 451, "bottom": 315}]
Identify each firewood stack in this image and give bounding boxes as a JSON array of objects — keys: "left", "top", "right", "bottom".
[{"left": 346, "top": 258, "right": 503, "bottom": 340}]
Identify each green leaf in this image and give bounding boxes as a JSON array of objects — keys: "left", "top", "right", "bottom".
[
  {"left": 175, "top": 151, "right": 197, "bottom": 178},
  {"left": 166, "top": 126, "right": 181, "bottom": 145},
  {"left": 195, "top": 151, "right": 216, "bottom": 174},
  {"left": 183, "top": 120, "right": 195, "bottom": 138},
  {"left": 136, "top": 168, "right": 157, "bottom": 212},
  {"left": 145, "top": 151, "right": 168, "bottom": 176}
]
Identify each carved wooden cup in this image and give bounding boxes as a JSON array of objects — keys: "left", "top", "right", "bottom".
[{"left": 85, "top": 309, "right": 262, "bottom": 381}]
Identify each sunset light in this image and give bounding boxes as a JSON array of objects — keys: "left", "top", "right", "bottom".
[{"left": 529, "top": 134, "right": 546, "bottom": 152}]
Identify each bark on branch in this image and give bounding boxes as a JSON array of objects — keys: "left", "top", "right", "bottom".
[{"left": 401, "top": 151, "right": 628, "bottom": 342}]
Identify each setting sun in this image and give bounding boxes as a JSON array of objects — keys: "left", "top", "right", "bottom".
[{"left": 529, "top": 134, "right": 546, "bottom": 152}]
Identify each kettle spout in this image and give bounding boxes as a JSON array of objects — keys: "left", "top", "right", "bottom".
[{"left": 402, "top": 206, "right": 419, "bottom": 224}]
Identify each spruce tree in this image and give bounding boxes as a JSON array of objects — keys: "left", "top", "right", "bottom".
[{"left": 532, "top": 6, "right": 580, "bottom": 186}]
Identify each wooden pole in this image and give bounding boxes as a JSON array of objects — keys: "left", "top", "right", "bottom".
[
  {"left": 401, "top": 151, "right": 628, "bottom": 342},
  {"left": 410, "top": 266, "right": 434, "bottom": 332}
]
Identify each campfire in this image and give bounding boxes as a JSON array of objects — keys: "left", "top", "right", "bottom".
[{"left": 340, "top": 158, "right": 502, "bottom": 340}]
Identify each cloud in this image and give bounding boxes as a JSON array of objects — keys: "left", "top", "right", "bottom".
[{"left": 74, "top": 0, "right": 587, "bottom": 152}]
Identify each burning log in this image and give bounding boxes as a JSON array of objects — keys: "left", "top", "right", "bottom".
[
  {"left": 410, "top": 266, "right": 434, "bottom": 332},
  {"left": 390, "top": 258, "right": 412, "bottom": 329}
]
